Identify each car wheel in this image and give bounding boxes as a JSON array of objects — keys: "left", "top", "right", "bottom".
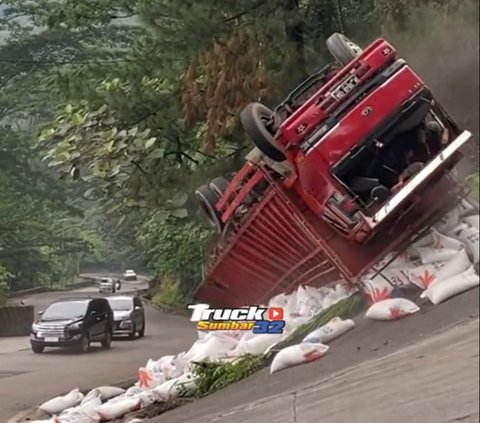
[
  {"left": 77, "top": 334, "right": 90, "bottom": 353},
  {"left": 101, "top": 330, "right": 112, "bottom": 349},
  {"left": 326, "top": 33, "right": 363, "bottom": 67},
  {"left": 195, "top": 184, "right": 224, "bottom": 234},
  {"left": 31, "top": 343, "right": 44, "bottom": 354},
  {"left": 138, "top": 322, "right": 145, "bottom": 338},
  {"left": 240, "top": 102, "right": 286, "bottom": 162},
  {"left": 129, "top": 324, "right": 136, "bottom": 340}
]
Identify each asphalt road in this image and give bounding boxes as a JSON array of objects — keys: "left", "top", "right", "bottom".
[
  {"left": 0, "top": 274, "right": 197, "bottom": 421},
  {"left": 153, "top": 287, "right": 479, "bottom": 423}
]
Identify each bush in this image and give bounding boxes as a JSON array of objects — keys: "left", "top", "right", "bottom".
[{"left": 152, "top": 275, "right": 186, "bottom": 308}]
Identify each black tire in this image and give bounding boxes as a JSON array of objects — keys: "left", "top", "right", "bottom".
[
  {"left": 138, "top": 322, "right": 145, "bottom": 338},
  {"left": 209, "top": 176, "right": 230, "bottom": 198},
  {"left": 240, "top": 102, "right": 286, "bottom": 162},
  {"left": 31, "top": 343, "right": 44, "bottom": 354},
  {"left": 77, "top": 334, "right": 90, "bottom": 354},
  {"left": 326, "top": 33, "right": 363, "bottom": 66},
  {"left": 195, "top": 184, "right": 223, "bottom": 234},
  {"left": 101, "top": 330, "right": 112, "bottom": 348},
  {"left": 129, "top": 323, "right": 136, "bottom": 340}
]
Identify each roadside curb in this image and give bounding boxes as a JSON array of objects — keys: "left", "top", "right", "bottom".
[
  {"left": 7, "top": 377, "right": 137, "bottom": 423},
  {"left": 141, "top": 296, "right": 189, "bottom": 317}
]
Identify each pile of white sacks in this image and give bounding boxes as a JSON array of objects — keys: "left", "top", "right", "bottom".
[{"left": 28, "top": 201, "right": 479, "bottom": 423}]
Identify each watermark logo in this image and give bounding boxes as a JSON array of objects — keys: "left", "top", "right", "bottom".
[{"left": 187, "top": 304, "right": 285, "bottom": 334}]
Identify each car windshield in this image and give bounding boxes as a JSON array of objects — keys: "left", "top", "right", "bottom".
[
  {"left": 43, "top": 301, "right": 88, "bottom": 320},
  {"left": 107, "top": 298, "right": 132, "bottom": 311}
]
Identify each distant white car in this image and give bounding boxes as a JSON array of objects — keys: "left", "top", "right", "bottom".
[
  {"left": 123, "top": 269, "right": 137, "bottom": 281},
  {"left": 99, "top": 278, "right": 116, "bottom": 293}
]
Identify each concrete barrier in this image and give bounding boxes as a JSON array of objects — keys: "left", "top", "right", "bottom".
[
  {"left": 9, "top": 278, "right": 96, "bottom": 298},
  {"left": 0, "top": 305, "right": 34, "bottom": 337}
]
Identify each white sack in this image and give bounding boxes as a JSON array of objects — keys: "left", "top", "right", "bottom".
[
  {"left": 409, "top": 247, "right": 459, "bottom": 265},
  {"left": 408, "top": 249, "right": 471, "bottom": 289},
  {"left": 230, "top": 333, "right": 283, "bottom": 356},
  {"left": 134, "top": 390, "right": 161, "bottom": 408},
  {"left": 138, "top": 367, "right": 165, "bottom": 390},
  {"left": 96, "top": 397, "right": 140, "bottom": 420},
  {"left": 450, "top": 224, "right": 479, "bottom": 264},
  {"left": 321, "top": 284, "right": 350, "bottom": 309},
  {"left": 185, "top": 332, "right": 238, "bottom": 363},
  {"left": 422, "top": 265, "right": 479, "bottom": 305},
  {"left": 88, "top": 386, "right": 125, "bottom": 401},
  {"left": 270, "top": 343, "right": 329, "bottom": 374},
  {"left": 81, "top": 389, "right": 100, "bottom": 405},
  {"left": 39, "top": 389, "right": 84, "bottom": 415},
  {"left": 457, "top": 199, "right": 477, "bottom": 218},
  {"left": 168, "top": 372, "right": 197, "bottom": 398},
  {"left": 302, "top": 317, "right": 355, "bottom": 344},
  {"left": 125, "top": 385, "right": 143, "bottom": 397},
  {"left": 152, "top": 379, "right": 177, "bottom": 402},
  {"left": 431, "top": 231, "right": 465, "bottom": 251},
  {"left": 434, "top": 207, "right": 460, "bottom": 233},
  {"left": 55, "top": 411, "right": 100, "bottom": 423},
  {"left": 365, "top": 298, "right": 419, "bottom": 321},
  {"left": 463, "top": 214, "right": 479, "bottom": 230},
  {"left": 362, "top": 278, "right": 394, "bottom": 305}
]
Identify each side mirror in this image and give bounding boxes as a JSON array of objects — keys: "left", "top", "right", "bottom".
[
  {"left": 89, "top": 310, "right": 97, "bottom": 316},
  {"left": 38, "top": 310, "right": 44, "bottom": 316}
]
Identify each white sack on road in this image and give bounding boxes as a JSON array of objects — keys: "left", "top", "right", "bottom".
[
  {"left": 185, "top": 332, "right": 238, "bottom": 363},
  {"left": 81, "top": 389, "right": 100, "bottom": 405},
  {"left": 408, "top": 249, "right": 471, "bottom": 289},
  {"left": 55, "top": 410, "right": 100, "bottom": 423},
  {"left": 138, "top": 367, "right": 165, "bottom": 390},
  {"left": 365, "top": 298, "right": 419, "bottom": 321},
  {"left": 409, "top": 247, "right": 459, "bottom": 265},
  {"left": 230, "top": 333, "right": 284, "bottom": 356},
  {"left": 422, "top": 265, "right": 479, "bottom": 305},
  {"left": 96, "top": 397, "right": 140, "bottom": 421},
  {"left": 270, "top": 343, "right": 329, "bottom": 374},
  {"left": 463, "top": 214, "right": 479, "bottom": 230},
  {"left": 152, "top": 372, "right": 197, "bottom": 402},
  {"left": 39, "top": 388, "right": 84, "bottom": 415},
  {"left": 434, "top": 207, "right": 460, "bottom": 233},
  {"left": 450, "top": 224, "right": 479, "bottom": 264},
  {"left": 134, "top": 390, "right": 161, "bottom": 408},
  {"left": 457, "top": 199, "right": 477, "bottom": 218},
  {"left": 303, "top": 317, "right": 355, "bottom": 344},
  {"left": 87, "top": 386, "right": 125, "bottom": 401}
]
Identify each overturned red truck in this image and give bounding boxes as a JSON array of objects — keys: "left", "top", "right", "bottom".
[{"left": 194, "top": 33, "right": 473, "bottom": 308}]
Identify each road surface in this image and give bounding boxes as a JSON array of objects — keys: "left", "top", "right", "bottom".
[
  {"left": 0, "top": 274, "right": 197, "bottom": 421},
  {"left": 152, "top": 287, "right": 479, "bottom": 423}
]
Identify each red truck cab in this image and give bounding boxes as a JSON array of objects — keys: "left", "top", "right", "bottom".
[{"left": 193, "top": 33, "right": 472, "bottom": 307}]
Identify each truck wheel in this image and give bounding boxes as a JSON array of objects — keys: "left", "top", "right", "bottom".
[
  {"left": 326, "top": 33, "right": 363, "bottom": 66},
  {"left": 240, "top": 102, "right": 286, "bottom": 162},
  {"left": 209, "top": 176, "right": 230, "bottom": 198},
  {"left": 195, "top": 184, "right": 223, "bottom": 234}
]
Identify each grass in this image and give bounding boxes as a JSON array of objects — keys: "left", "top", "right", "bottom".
[
  {"left": 152, "top": 276, "right": 187, "bottom": 308},
  {"left": 188, "top": 294, "right": 366, "bottom": 397}
]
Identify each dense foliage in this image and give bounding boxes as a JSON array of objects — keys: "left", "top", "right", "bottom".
[{"left": 0, "top": 0, "right": 477, "bottom": 302}]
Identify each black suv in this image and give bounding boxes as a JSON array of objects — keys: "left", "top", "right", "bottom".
[{"left": 30, "top": 297, "right": 114, "bottom": 354}]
